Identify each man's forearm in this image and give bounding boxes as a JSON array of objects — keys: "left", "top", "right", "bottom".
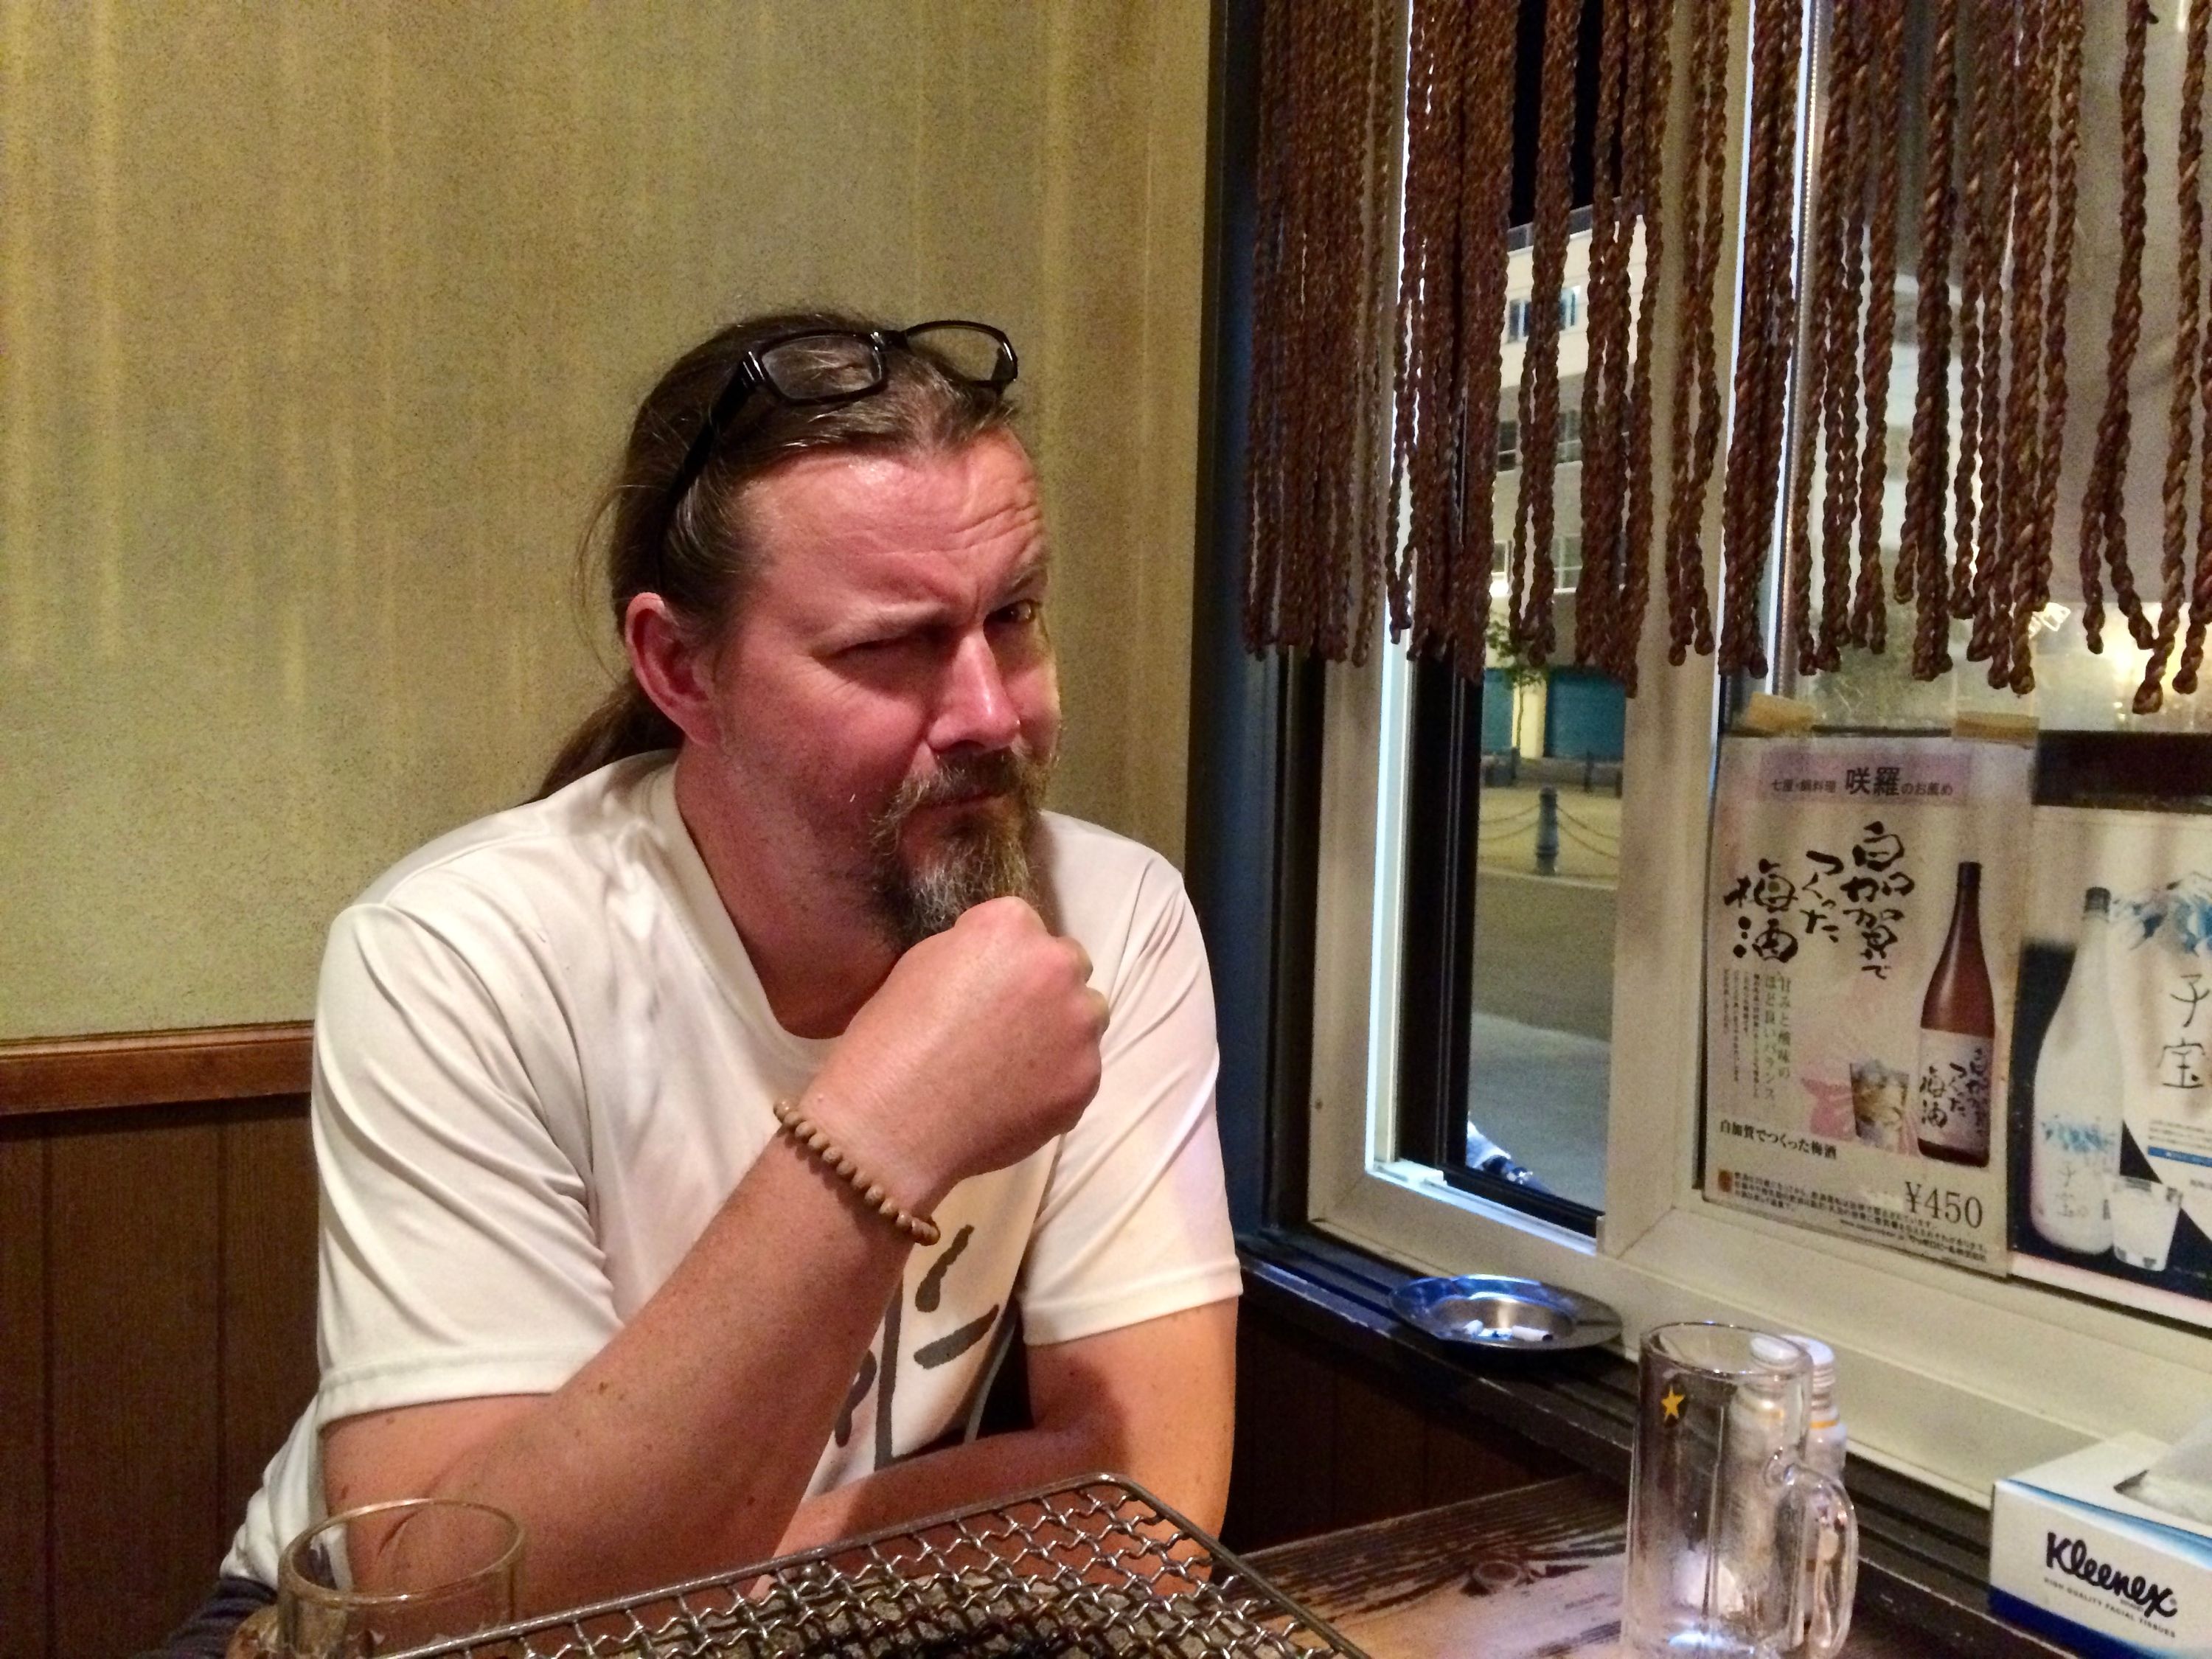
[
  {"left": 339, "top": 1136, "right": 915, "bottom": 1610},
  {"left": 771, "top": 1422, "right": 1119, "bottom": 1559}
]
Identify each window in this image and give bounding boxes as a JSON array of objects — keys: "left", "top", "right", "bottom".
[
  {"left": 1554, "top": 535, "right": 1582, "bottom": 593},
  {"left": 1504, "top": 289, "right": 1582, "bottom": 344},
  {"left": 1495, "top": 417, "right": 1520, "bottom": 473},
  {"left": 1557, "top": 406, "right": 1582, "bottom": 465},
  {"left": 1298, "top": 0, "right": 2212, "bottom": 1508}
]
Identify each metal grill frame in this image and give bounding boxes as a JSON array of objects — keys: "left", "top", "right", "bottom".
[{"left": 385, "top": 1474, "right": 1369, "bottom": 1659}]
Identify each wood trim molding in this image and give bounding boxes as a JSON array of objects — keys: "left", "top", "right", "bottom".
[{"left": 0, "top": 1023, "right": 312, "bottom": 1120}]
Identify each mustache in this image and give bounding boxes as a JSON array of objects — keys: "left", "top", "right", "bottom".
[{"left": 881, "top": 748, "right": 1050, "bottom": 821}]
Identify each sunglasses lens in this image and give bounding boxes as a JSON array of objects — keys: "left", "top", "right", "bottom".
[
  {"left": 905, "top": 324, "right": 1013, "bottom": 388},
  {"left": 759, "top": 333, "right": 884, "bottom": 402}
]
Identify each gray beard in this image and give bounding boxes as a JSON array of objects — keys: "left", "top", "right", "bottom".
[{"left": 869, "top": 748, "right": 1051, "bottom": 948}]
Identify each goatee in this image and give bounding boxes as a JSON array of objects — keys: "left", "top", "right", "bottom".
[{"left": 869, "top": 747, "right": 1052, "bottom": 947}]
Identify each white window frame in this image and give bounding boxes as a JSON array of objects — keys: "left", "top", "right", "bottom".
[{"left": 1304, "top": 0, "right": 2212, "bottom": 1505}]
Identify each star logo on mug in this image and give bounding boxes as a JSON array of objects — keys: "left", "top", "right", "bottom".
[{"left": 1660, "top": 1385, "right": 1686, "bottom": 1422}]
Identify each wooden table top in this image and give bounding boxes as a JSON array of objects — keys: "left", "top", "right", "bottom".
[{"left": 1248, "top": 1473, "right": 1925, "bottom": 1658}]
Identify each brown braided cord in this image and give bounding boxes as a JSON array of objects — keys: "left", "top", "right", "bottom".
[
  {"left": 1508, "top": 0, "right": 1582, "bottom": 667},
  {"left": 1614, "top": 0, "right": 1680, "bottom": 689},
  {"left": 1336, "top": 0, "right": 1391, "bottom": 659},
  {"left": 1815, "top": 0, "right": 1874, "bottom": 669},
  {"left": 2183, "top": 264, "right": 2212, "bottom": 695},
  {"left": 1786, "top": 4, "right": 1840, "bottom": 673},
  {"left": 1903, "top": 0, "right": 1963, "bottom": 678},
  {"left": 1893, "top": 0, "right": 1955, "bottom": 614},
  {"left": 1788, "top": 0, "right": 1865, "bottom": 675},
  {"left": 1243, "top": 0, "right": 1397, "bottom": 664},
  {"left": 1453, "top": 0, "right": 1520, "bottom": 668},
  {"left": 2179, "top": 21, "right": 2212, "bottom": 694},
  {"left": 1382, "top": 0, "right": 1427, "bottom": 645},
  {"left": 1947, "top": 0, "right": 2000, "bottom": 625},
  {"left": 1389, "top": 0, "right": 1523, "bottom": 676},
  {"left": 1574, "top": 0, "right": 1632, "bottom": 671},
  {"left": 1352, "top": 0, "right": 1399, "bottom": 662},
  {"left": 1718, "top": 0, "right": 1806, "bottom": 677},
  {"left": 1988, "top": 0, "right": 2053, "bottom": 690},
  {"left": 1752, "top": 0, "right": 1805, "bottom": 667},
  {"left": 1388, "top": 0, "right": 1464, "bottom": 656},
  {"left": 1321, "top": 0, "right": 1373, "bottom": 659},
  {"left": 1966, "top": 0, "right": 2019, "bottom": 661},
  {"left": 2076, "top": 0, "right": 2156, "bottom": 653},
  {"left": 1845, "top": 0, "right": 1905, "bottom": 654},
  {"left": 1302, "top": 0, "right": 1347, "bottom": 655},
  {"left": 1285, "top": 0, "right": 1338, "bottom": 655},
  {"left": 1662, "top": 0, "right": 1728, "bottom": 665},
  {"left": 2006, "top": 0, "right": 2084, "bottom": 692},
  {"left": 2135, "top": 0, "right": 2208, "bottom": 712},
  {"left": 1716, "top": 0, "right": 1775, "bottom": 675},
  {"left": 1242, "top": 0, "right": 1295, "bottom": 652}
]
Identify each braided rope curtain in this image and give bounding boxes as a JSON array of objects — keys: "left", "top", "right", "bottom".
[{"left": 1242, "top": 0, "right": 2212, "bottom": 709}]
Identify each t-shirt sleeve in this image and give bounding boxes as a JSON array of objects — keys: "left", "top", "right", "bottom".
[
  {"left": 311, "top": 894, "right": 619, "bottom": 1425},
  {"left": 1015, "top": 862, "right": 1242, "bottom": 1345}
]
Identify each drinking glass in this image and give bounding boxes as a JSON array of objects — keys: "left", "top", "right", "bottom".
[
  {"left": 2110, "top": 1175, "right": 2185, "bottom": 1270},
  {"left": 272, "top": 1498, "right": 523, "bottom": 1657},
  {"left": 1848, "top": 1060, "right": 1910, "bottom": 1151},
  {"left": 1623, "top": 1324, "right": 1857, "bottom": 1658}
]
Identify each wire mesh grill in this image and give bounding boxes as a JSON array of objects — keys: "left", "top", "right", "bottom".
[{"left": 389, "top": 1475, "right": 1368, "bottom": 1659}]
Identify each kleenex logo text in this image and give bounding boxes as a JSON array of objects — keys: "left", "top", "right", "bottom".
[{"left": 2046, "top": 1531, "right": 2181, "bottom": 1621}]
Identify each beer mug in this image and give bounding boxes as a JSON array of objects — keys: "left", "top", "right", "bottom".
[
  {"left": 236, "top": 1498, "right": 524, "bottom": 1657},
  {"left": 1623, "top": 1324, "right": 1858, "bottom": 1658}
]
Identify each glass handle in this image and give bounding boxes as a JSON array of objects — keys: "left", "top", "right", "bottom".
[{"left": 1788, "top": 1463, "right": 1860, "bottom": 1659}]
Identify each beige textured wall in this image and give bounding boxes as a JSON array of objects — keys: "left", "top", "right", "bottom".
[{"left": 0, "top": 1, "right": 1210, "bottom": 1040}]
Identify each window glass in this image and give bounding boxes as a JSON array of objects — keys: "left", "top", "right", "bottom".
[{"left": 1456, "top": 204, "right": 1624, "bottom": 1217}]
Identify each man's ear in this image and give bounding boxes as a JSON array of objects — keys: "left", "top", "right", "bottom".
[{"left": 624, "top": 593, "right": 720, "bottom": 746}]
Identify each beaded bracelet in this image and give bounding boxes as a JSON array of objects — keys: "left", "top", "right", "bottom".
[{"left": 771, "top": 1099, "right": 942, "bottom": 1247}]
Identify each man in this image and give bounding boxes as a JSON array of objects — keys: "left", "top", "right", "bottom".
[{"left": 197, "top": 313, "right": 1239, "bottom": 1635}]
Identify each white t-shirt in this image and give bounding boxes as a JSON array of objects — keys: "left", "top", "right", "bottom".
[{"left": 223, "top": 754, "right": 1240, "bottom": 1583}]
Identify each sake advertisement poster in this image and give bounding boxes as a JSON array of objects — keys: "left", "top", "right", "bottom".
[
  {"left": 2008, "top": 805, "right": 2212, "bottom": 1326},
  {"left": 1703, "top": 735, "right": 2034, "bottom": 1274}
]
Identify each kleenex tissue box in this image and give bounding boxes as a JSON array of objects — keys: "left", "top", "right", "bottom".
[{"left": 1992, "top": 1434, "right": 2212, "bottom": 1656}]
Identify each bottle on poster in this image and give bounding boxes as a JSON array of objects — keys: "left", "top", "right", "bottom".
[
  {"left": 1914, "top": 862, "right": 1994, "bottom": 1166},
  {"left": 2028, "top": 888, "right": 2125, "bottom": 1255}
]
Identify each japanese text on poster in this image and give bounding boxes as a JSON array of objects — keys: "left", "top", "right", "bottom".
[{"left": 1703, "top": 736, "right": 2033, "bottom": 1273}]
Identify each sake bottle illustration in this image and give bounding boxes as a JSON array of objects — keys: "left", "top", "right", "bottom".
[
  {"left": 1913, "top": 861, "right": 1994, "bottom": 1166},
  {"left": 2029, "top": 888, "right": 2124, "bottom": 1253}
]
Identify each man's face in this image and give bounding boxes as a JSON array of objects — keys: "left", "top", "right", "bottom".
[{"left": 698, "top": 431, "right": 1060, "bottom": 945}]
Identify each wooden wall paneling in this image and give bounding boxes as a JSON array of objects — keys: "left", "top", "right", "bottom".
[
  {"left": 1224, "top": 1299, "right": 1583, "bottom": 1555},
  {"left": 0, "top": 1024, "right": 311, "bottom": 1120},
  {"left": 1225, "top": 1312, "right": 1340, "bottom": 1551},
  {"left": 47, "top": 1105, "right": 226, "bottom": 1659},
  {"left": 1326, "top": 1366, "right": 1430, "bottom": 1530},
  {"left": 218, "top": 1101, "right": 318, "bottom": 1533},
  {"left": 0, "top": 1127, "right": 50, "bottom": 1659},
  {"left": 1418, "top": 1395, "right": 1576, "bottom": 1511}
]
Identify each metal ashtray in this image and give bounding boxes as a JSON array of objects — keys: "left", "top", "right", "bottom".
[{"left": 1389, "top": 1274, "right": 1622, "bottom": 1353}]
